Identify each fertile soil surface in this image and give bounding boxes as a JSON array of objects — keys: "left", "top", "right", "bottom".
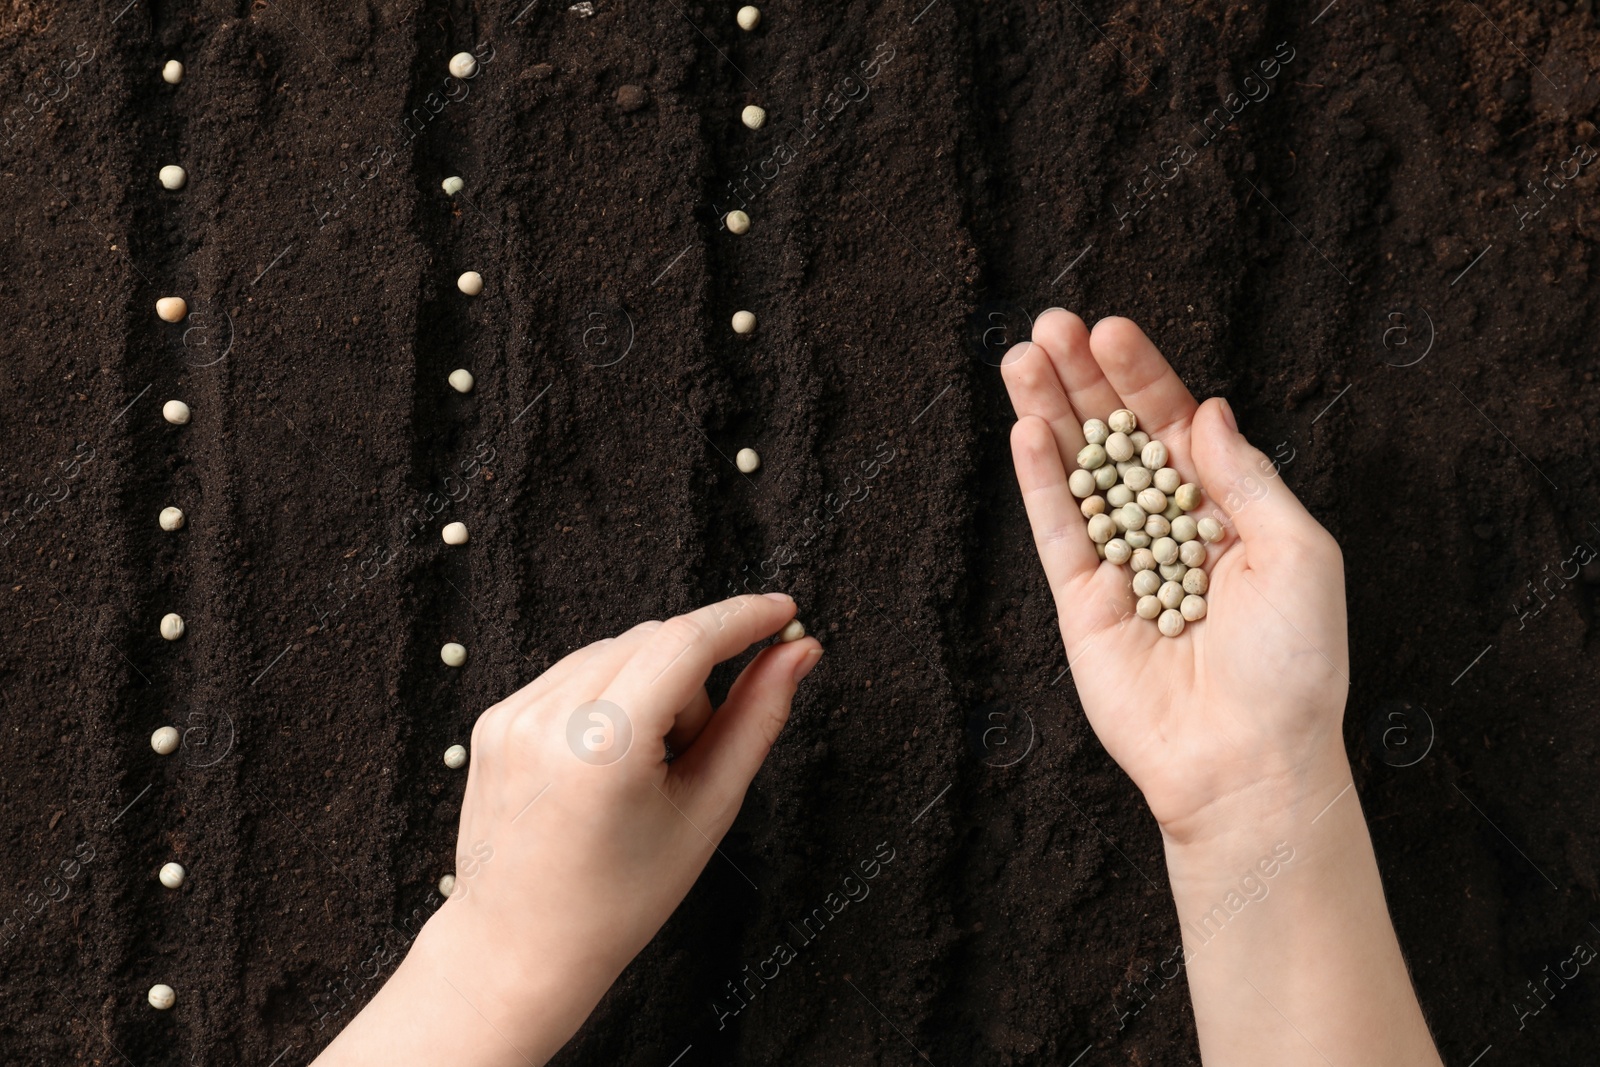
[{"left": 2, "top": 1, "right": 1599, "bottom": 1064}]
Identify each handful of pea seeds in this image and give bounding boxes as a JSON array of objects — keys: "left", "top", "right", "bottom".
[{"left": 1069, "top": 408, "right": 1223, "bottom": 637}]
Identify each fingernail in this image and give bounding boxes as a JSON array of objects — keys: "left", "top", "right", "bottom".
[
  {"left": 1217, "top": 398, "right": 1238, "bottom": 434},
  {"left": 793, "top": 646, "right": 822, "bottom": 682},
  {"left": 763, "top": 592, "right": 793, "bottom": 604}
]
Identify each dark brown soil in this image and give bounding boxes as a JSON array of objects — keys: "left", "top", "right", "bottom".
[{"left": 2, "top": 1, "right": 1598, "bottom": 1064}]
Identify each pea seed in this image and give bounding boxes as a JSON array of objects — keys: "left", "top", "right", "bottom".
[
  {"left": 1104, "top": 432, "right": 1135, "bottom": 462},
  {"left": 457, "top": 271, "right": 483, "bottom": 296},
  {"left": 440, "top": 642, "right": 467, "bottom": 668},
  {"left": 1180, "top": 594, "right": 1208, "bottom": 622},
  {"left": 1158, "top": 608, "right": 1185, "bottom": 637},
  {"left": 1136, "top": 595, "right": 1161, "bottom": 620},
  {"left": 448, "top": 52, "right": 478, "bottom": 79},
  {"left": 1114, "top": 503, "right": 1147, "bottom": 533},
  {"left": 1130, "top": 548, "right": 1157, "bottom": 572},
  {"left": 777, "top": 619, "right": 806, "bottom": 643},
  {"left": 448, "top": 368, "right": 474, "bottom": 393},
  {"left": 1159, "top": 561, "right": 1188, "bottom": 582},
  {"left": 151, "top": 726, "right": 180, "bottom": 755},
  {"left": 444, "top": 744, "right": 468, "bottom": 769},
  {"left": 1182, "top": 567, "right": 1209, "bottom": 595},
  {"left": 1108, "top": 408, "right": 1137, "bottom": 434},
  {"left": 156, "top": 297, "right": 188, "bottom": 322},
  {"left": 1197, "top": 517, "right": 1225, "bottom": 543},
  {"left": 1179, "top": 539, "right": 1206, "bottom": 567},
  {"left": 1122, "top": 466, "right": 1152, "bottom": 492},
  {"left": 1171, "top": 515, "right": 1198, "bottom": 542},
  {"left": 439, "top": 873, "right": 456, "bottom": 897},
  {"left": 1144, "top": 514, "right": 1170, "bottom": 539},
  {"left": 1104, "top": 538, "right": 1131, "bottom": 565},
  {"left": 1141, "top": 440, "right": 1168, "bottom": 470},
  {"left": 1175, "top": 483, "right": 1202, "bottom": 511},
  {"left": 736, "top": 448, "right": 761, "bottom": 473},
  {"left": 1115, "top": 459, "right": 1138, "bottom": 476},
  {"left": 159, "top": 165, "right": 186, "bottom": 190},
  {"left": 1096, "top": 542, "right": 1106, "bottom": 560},
  {"left": 160, "top": 613, "right": 185, "bottom": 641},
  {"left": 1082, "top": 419, "right": 1108, "bottom": 445},
  {"left": 1124, "top": 529, "right": 1151, "bottom": 549},
  {"left": 1068, "top": 469, "right": 1096, "bottom": 498},
  {"left": 725, "top": 209, "right": 751, "bottom": 234},
  {"left": 731, "top": 310, "right": 757, "bottom": 334},
  {"left": 441, "top": 522, "right": 468, "bottom": 545},
  {"left": 1132, "top": 569, "right": 1161, "bottom": 597},
  {"left": 148, "top": 984, "right": 176, "bottom": 1010},
  {"left": 1076, "top": 443, "right": 1107, "bottom": 470},
  {"left": 1106, "top": 484, "right": 1133, "bottom": 508},
  {"left": 1153, "top": 467, "right": 1180, "bottom": 494},
  {"left": 163, "top": 400, "right": 191, "bottom": 425},
  {"left": 159, "top": 862, "right": 186, "bottom": 889},
  {"left": 1080, "top": 496, "right": 1106, "bottom": 519},
  {"left": 741, "top": 105, "right": 767, "bottom": 129},
  {"left": 1086, "top": 514, "right": 1116, "bottom": 544},
  {"left": 737, "top": 5, "right": 761, "bottom": 30},
  {"left": 162, "top": 60, "right": 184, "bottom": 84},
  {"left": 1158, "top": 581, "right": 1185, "bottom": 610},
  {"left": 1163, "top": 501, "right": 1184, "bottom": 521},
  {"left": 442, "top": 176, "right": 464, "bottom": 195},
  {"left": 1151, "top": 536, "right": 1179, "bottom": 565},
  {"left": 1093, "top": 465, "right": 1119, "bottom": 490},
  {"left": 1136, "top": 487, "right": 1167, "bottom": 515},
  {"left": 159, "top": 507, "right": 185, "bottom": 531}
]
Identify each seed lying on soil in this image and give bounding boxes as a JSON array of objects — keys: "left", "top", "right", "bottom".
[
  {"left": 443, "top": 744, "right": 467, "bottom": 769},
  {"left": 441, "top": 521, "right": 468, "bottom": 545},
  {"left": 438, "top": 873, "right": 456, "bottom": 897},
  {"left": 159, "top": 165, "right": 186, "bottom": 190},
  {"left": 151, "top": 726, "right": 180, "bottom": 755},
  {"left": 736, "top": 448, "right": 761, "bottom": 473},
  {"left": 162, "top": 60, "right": 184, "bottom": 84},
  {"left": 160, "top": 613, "right": 185, "bottom": 640},
  {"left": 741, "top": 105, "right": 767, "bottom": 129},
  {"left": 731, "top": 310, "right": 757, "bottom": 334},
  {"left": 159, "top": 507, "right": 185, "bottom": 531},
  {"left": 725, "top": 209, "right": 750, "bottom": 234},
  {"left": 448, "top": 369, "right": 474, "bottom": 394},
  {"left": 441, "top": 175, "right": 464, "bottom": 195},
  {"left": 440, "top": 642, "right": 467, "bottom": 668},
  {"left": 778, "top": 619, "right": 806, "bottom": 643},
  {"left": 148, "top": 984, "right": 175, "bottom": 1010},
  {"left": 163, "top": 400, "right": 190, "bottom": 425},
  {"left": 159, "top": 862, "right": 186, "bottom": 889},
  {"left": 448, "top": 52, "right": 477, "bottom": 79},
  {"left": 736, "top": 4, "right": 761, "bottom": 30},
  {"left": 156, "top": 297, "right": 188, "bottom": 323},
  {"left": 457, "top": 271, "right": 483, "bottom": 296}
]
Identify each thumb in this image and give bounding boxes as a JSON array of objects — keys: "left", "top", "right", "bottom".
[
  {"left": 1189, "top": 397, "right": 1323, "bottom": 554},
  {"left": 671, "top": 638, "right": 821, "bottom": 818}
]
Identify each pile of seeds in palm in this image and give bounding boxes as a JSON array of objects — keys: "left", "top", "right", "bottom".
[{"left": 1069, "top": 409, "right": 1223, "bottom": 637}]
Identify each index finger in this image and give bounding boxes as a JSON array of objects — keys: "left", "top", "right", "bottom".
[{"left": 602, "top": 594, "right": 798, "bottom": 732}]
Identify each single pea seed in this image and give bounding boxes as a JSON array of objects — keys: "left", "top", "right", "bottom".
[
  {"left": 444, "top": 744, "right": 468, "bottom": 769},
  {"left": 1115, "top": 459, "right": 1139, "bottom": 476},
  {"left": 148, "top": 984, "right": 176, "bottom": 1010},
  {"left": 1128, "top": 430, "right": 1150, "bottom": 452},
  {"left": 441, "top": 521, "right": 468, "bottom": 545},
  {"left": 160, "top": 613, "right": 185, "bottom": 641},
  {"left": 1132, "top": 569, "right": 1162, "bottom": 597},
  {"left": 1144, "top": 514, "right": 1170, "bottom": 539},
  {"left": 448, "top": 368, "right": 474, "bottom": 393},
  {"left": 1076, "top": 443, "right": 1107, "bottom": 470},
  {"left": 741, "top": 105, "right": 767, "bottom": 129},
  {"left": 1108, "top": 408, "right": 1138, "bottom": 434},
  {"left": 1158, "top": 608, "right": 1186, "bottom": 637},
  {"left": 1106, "top": 484, "right": 1133, "bottom": 508},
  {"left": 1086, "top": 514, "right": 1117, "bottom": 544},
  {"left": 457, "top": 271, "right": 484, "bottom": 296},
  {"left": 151, "top": 726, "right": 180, "bottom": 755},
  {"left": 731, "top": 310, "right": 757, "bottom": 335},
  {"left": 439, "top": 873, "right": 456, "bottom": 897},
  {"left": 1197, "top": 517, "right": 1225, "bottom": 543},
  {"left": 159, "top": 862, "right": 186, "bottom": 889},
  {"left": 1158, "top": 580, "right": 1185, "bottom": 610},
  {"left": 1151, "top": 536, "right": 1178, "bottom": 565},
  {"left": 156, "top": 297, "right": 188, "bottom": 323},
  {"left": 159, "top": 507, "right": 185, "bottom": 532},
  {"left": 448, "top": 52, "right": 478, "bottom": 79},
  {"left": 1122, "top": 466, "right": 1152, "bottom": 492},
  {"left": 735, "top": 448, "right": 761, "bottom": 473},
  {"left": 1093, "top": 465, "right": 1119, "bottom": 491},
  {"left": 1082, "top": 419, "right": 1109, "bottom": 445},
  {"left": 1105, "top": 538, "right": 1132, "bottom": 565},
  {"left": 725, "top": 209, "right": 751, "bottom": 234},
  {"left": 1159, "top": 561, "right": 1188, "bottom": 582},
  {"left": 440, "top": 642, "right": 467, "bottom": 668},
  {"left": 777, "top": 619, "right": 806, "bottom": 643},
  {"left": 1175, "top": 483, "right": 1202, "bottom": 511},
  {"left": 1183, "top": 567, "right": 1210, "bottom": 595},
  {"left": 159, "top": 165, "right": 186, "bottom": 190},
  {"left": 1130, "top": 548, "right": 1157, "bottom": 572},
  {"left": 442, "top": 175, "right": 464, "bottom": 195},
  {"left": 736, "top": 5, "right": 761, "bottom": 30},
  {"left": 1141, "top": 440, "right": 1168, "bottom": 470},
  {"left": 1095, "top": 542, "right": 1107, "bottom": 560},
  {"left": 1114, "top": 503, "right": 1147, "bottom": 533},
  {"left": 1179, "top": 539, "right": 1206, "bottom": 567},
  {"left": 162, "top": 60, "right": 184, "bottom": 84},
  {"left": 1068, "top": 469, "right": 1096, "bottom": 498},
  {"left": 1136, "top": 487, "right": 1167, "bottom": 515},
  {"left": 1181, "top": 594, "right": 1208, "bottom": 622},
  {"left": 1163, "top": 501, "right": 1184, "bottom": 521},
  {"left": 1136, "top": 595, "right": 1161, "bottom": 620},
  {"left": 1125, "top": 529, "right": 1152, "bottom": 549},
  {"left": 1153, "top": 467, "right": 1181, "bottom": 494},
  {"left": 1104, "top": 432, "right": 1135, "bottom": 462},
  {"left": 163, "top": 399, "right": 191, "bottom": 425},
  {"left": 1171, "top": 515, "right": 1198, "bottom": 542},
  {"left": 1080, "top": 495, "right": 1106, "bottom": 519}
]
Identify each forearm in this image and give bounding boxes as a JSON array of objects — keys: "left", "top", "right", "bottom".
[{"left": 1161, "top": 750, "right": 1443, "bottom": 1067}]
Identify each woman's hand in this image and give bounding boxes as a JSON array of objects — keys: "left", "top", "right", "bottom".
[
  {"left": 1001, "top": 310, "right": 1351, "bottom": 844},
  {"left": 313, "top": 593, "right": 821, "bottom": 1067}
]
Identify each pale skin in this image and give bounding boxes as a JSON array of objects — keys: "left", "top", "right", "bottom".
[{"left": 313, "top": 313, "right": 1441, "bottom": 1067}]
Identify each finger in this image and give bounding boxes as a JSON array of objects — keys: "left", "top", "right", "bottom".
[
  {"left": 666, "top": 687, "right": 714, "bottom": 753},
  {"left": 1087, "top": 317, "right": 1198, "bottom": 441},
  {"left": 671, "top": 639, "right": 820, "bottom": 818},
  {"left": 1032, "top": 309, "right": 1124, "bottom": 424},
  {"left": 603, "top": 594, "right": 798, "bottom": 733},
  {"left": 1000, "top": 336, "right": 1087, "bottom": 466},
  {"left": 1189, "top": 398, "right": 1326, "bottom": 555},
  {"left": 1011, "top": 416, "right": 1100, "bottom": 595}
]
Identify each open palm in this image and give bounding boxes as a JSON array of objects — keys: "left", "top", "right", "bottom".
[{"left": 1002, "top": 311, "right": 1351, "bottom": 843}]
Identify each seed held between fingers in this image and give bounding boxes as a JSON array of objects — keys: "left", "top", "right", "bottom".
[
  {"left": 777, "top": 619, "right": 806, "bottom": 643},
  {"left": 444, "top": 744, "right": 467, "bottom": 769},
  {"left": 439, "top": 873, "right": 456, "bottom": 897}
]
